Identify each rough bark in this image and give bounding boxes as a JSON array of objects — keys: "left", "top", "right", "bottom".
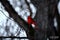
[
  {"left": 47, "top": 0, "right": 59, "bottom": 40},
  {"left": 31, "top": 0, "right": 59, "bottom": 40}
]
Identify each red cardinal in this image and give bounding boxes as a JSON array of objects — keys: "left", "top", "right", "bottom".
[
  {"left": 27, "top": 16, "right": 36, "bottom": 25},
  {"left": 27, "top": 16, "right": 39, "bottom": 30}
]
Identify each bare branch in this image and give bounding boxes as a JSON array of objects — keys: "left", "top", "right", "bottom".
[
  {"left": 0, "top": 0, "right": 35, "bottom": 40},
  {"left": 25, "top": 0, "right": 32, "bottom": 17}
]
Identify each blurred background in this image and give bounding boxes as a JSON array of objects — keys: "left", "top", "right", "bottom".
[{"left": 0, "top": 0, "right": 60, "bottom": 40}]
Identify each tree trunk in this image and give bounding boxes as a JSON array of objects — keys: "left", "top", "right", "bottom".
[
  {"left": 31, "top": 0, "right": 48, "bottom": 40},
  {"left": 31, "top": 0, "right": 59, "bottom": 40}
]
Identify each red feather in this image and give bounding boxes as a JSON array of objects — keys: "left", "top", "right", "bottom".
[
  {"left": 28, "top": 16, "right": 33, "bottom": 24},
  {"left": 27, "top": 16, "right": 36, "bottom": 25},
  {"left": 27, "top": 16, "right": 39, "bottom": 30}
]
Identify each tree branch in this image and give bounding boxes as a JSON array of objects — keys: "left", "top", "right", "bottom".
[
  {"left": 0, "top": 0, "right": 29, "bottom": 31},
  {"left": 25, "top": 0, "right": 32, "bottom": 17},
  {"left": 0, "top": 0, "right": 35, "bottom": 40}
]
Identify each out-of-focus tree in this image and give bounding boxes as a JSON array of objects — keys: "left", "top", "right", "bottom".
[{"left": 0, "top": 0, "right": 60, "bottom": 40}]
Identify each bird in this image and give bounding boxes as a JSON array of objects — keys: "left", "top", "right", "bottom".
[{"left": 27, "top": 16, "right": 39, "bottom": 30}]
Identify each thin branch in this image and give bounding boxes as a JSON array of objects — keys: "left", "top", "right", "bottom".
[
  {"left": 0, "top": 36, "right": 28, "bottom": 39},
  {"left": 25, "top": 0, "right": 32, "bottom": 17}
]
